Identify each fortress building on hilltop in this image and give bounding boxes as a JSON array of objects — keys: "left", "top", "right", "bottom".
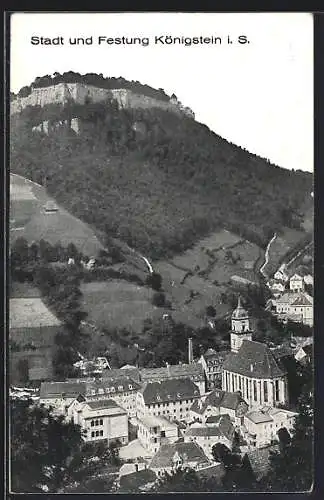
[{"left": 10, "top": 82, "right": 195, "bottom": 119}]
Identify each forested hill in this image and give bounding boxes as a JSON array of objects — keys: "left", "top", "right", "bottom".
[{"left": 10, "top": 77, "right": 313, "bottom": 260}]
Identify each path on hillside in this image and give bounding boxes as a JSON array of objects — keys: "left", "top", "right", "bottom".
[{"left": 260, "top": 233, "right": 277, "bottom": 279}]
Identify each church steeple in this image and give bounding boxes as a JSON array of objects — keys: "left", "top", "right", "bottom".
[{"left": 230, "top": 296, "right": 252, "bottom": 352}]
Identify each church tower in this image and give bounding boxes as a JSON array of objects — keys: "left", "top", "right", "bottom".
[{"left": 230, "top": 296, "right": 252, "bottom": 353}]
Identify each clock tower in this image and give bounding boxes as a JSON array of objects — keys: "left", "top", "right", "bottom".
[{"left": 230, "top": 296, "right": 252, "bottom": 353}]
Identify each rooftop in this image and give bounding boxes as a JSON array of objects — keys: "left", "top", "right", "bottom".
[
  {"left": 191, "top": 389, "right": 247, "bottom": 415},
  {"left": 10, "top": 298, "right": 61, "bottom": 329},
  {"left": 150, "top": 442, "right": 209, "bottom": 469},
  {"left": 86, "top": 399, "right": 123, "bottom": 411},
  {"left": 245, "top": 406, "right": 297, "bottom": 425},
  {"left": 141, "top": 378, "right": 200, "bottom": 405},
  {"left": 245, "top": 411, "right": 273, "bottom": 424},
  {"left": 40, "top": 381, "right": 87, "bottom": 399},
  {"left": 137, "top": 414, "right": 178, "bottom": 430},
  {"left": 187, "top": 415, "right": 234, "bottom": 440},
  {"left": 140, "top": 363, "right": 204, "bottom": 382},
  {"left": 223, "top": 340, "right": 286, "bottom": 379},
  {"left": 85, "top": 376, "right": 140, "bottom": 396},
  {"left": 275, "top": 291, "right": 313, "bottom": 306}
]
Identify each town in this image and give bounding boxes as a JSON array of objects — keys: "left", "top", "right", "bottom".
[
  {"left": 10, "top": 266, "right": 313, "bottom": 493},
  {"left": 9, "top": 63, "right": 314, "bottom": 493}
]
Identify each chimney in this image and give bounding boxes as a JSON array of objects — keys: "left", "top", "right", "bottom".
[
  {"left": 188, "top": 338, "right": 193, "bottom": 364},
  {"left": 166, "top": 362, "right": 171, "bottom": 377}
]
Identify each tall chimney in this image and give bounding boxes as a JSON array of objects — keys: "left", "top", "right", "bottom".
[{"left": 188, "top": 337, "right": 193, "bottom": 364}]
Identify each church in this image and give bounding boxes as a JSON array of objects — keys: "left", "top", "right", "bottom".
[{"left": 222, "top": 297, "right": 289, "bottom": 410}]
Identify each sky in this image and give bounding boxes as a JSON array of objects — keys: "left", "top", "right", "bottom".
[{"left": 10, "top": 12, "right": 313, "bottom": 172}]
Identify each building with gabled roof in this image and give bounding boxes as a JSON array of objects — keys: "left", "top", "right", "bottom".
[
  {"left": 40, "top": 375, "right": 141, "bottom": 417},
  {"left": 272, "top": 291, "right": 313, "bottom": 327},
  {"left": 190, "top": 388, "right": 248, "bottom": 425},
  {"left": 184, "top": 415, "right": 234, "bottom": 459},
  {"left": 223, "top": 340, "right": 288, "bottom": 410},
  {"left": 40, "top": 380, "right": 88, "bottom": 414},
  {"left": 139, "top": 363, "right": 206, "bottom": 395},
  {"left": 136, "top": 378, "right": 200, "bottom": 423},
  {"left": 242, "top": 406, "right": 297, "bottom": 448},
  {"left": 289, "top": 273, "right": 304, "bottom": 292},
  {"left": 67, "top": 397, "right": 128, "bottom": 445},
  {"left": 149, "top": 441, "right": 213, "bottom": 478},
  {"left": 198, "top": 349, "right": 228, "bottom": 389},
  {"left": 136, "top": 414, "right": 179, "bottom": 455}
]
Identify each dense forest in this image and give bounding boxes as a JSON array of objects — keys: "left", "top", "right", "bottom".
[
  {"left": 12, "top": 71, "right": 171, "bottom": 101},
  {"left": 10, "top": 80, "right": 313, "bottom": 259}
]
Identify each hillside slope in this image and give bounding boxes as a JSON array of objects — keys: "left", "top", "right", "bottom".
[
  {"left": 10, "top": 74, "right": 313, "bottom": 260},
  {"left": 10, "top": 173, "right": 104, "bottom": 256}
]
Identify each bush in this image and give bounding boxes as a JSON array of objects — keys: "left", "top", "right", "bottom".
[{"left": 152, "top": 292, "right": 166, "bottom": 307}]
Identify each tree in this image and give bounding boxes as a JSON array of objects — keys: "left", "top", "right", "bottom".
[
  {"left": 152, "top": 291, "right": 166, "bottom": 307},
  {"left": 264, "top": 385, "right": 313, "bottom": 491},
  {"left": 206, "top": 305, "right": 216, "bottom": 317},
  {"left": 10, "top": 237, "right": 29, "bottom": 268},
  {"left": 146, "top": 272, "right": 162, "bottom": 291},
  {"left": 10, "top": 400, "right": 121, "bottom": 493},
  {"left": 151, "top": 468, "right": 205, "bottom": 493}
]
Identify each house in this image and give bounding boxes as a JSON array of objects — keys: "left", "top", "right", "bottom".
[
  {"left": 44, "top": 200, "right": 58, "bottom": 213},
  {"left": 41, "top": 375, "right": 140, "bottom": 417},
  {"left": 136, "top": 378, "right": 200, "bottom": 423},
  {"left": 294, "top": 343, "right": 313, "bottom": 364},
  {"left": 149, "top": 441, "right": 213, "bottom": 478},
  {"left": 40, "top": 381, "right": 88, "bottom": 414},
  {"left": 84, "top": 376, "right": 140, "bottom": 417},
  {"left": 184, "top": 414, "right": 235, "bottom": 459},
  {"left": 136, "top": 414, "right": 179, "bottom": 454},
  {"left": 289, "top": 274, "right": 304, "bottom": 292},
  {"left": 139, "top": 363, "right": 206, "bottom": 395},
  {"left": 266, "top": 279, "right": 286, "bottom": 297},
  {"left": 223, "top": 340, "right": 289, "bottom": 410},
  {"left": 242, "top": 406, "right": 297, "bottom": 448},
  {"left": 273, "top": 291, "right": 313, "bottom": 327},
  {"left": 303, "top": 274, "right": 313, "bottom": 286},
  {"left": 274, "top": 266, "right": 289, "bottom": 282},
  {"left": 67, "top": 397, "right": 129, "bottom": 445},
  {"left": 101, "top": 367, "right": 141, "bottom": 383},
  {"left": 190, "top": 389, "right": 248, "bottom": 425},
  {"left": 198, "top": 349, "right": 227, "bottom": 388}
]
